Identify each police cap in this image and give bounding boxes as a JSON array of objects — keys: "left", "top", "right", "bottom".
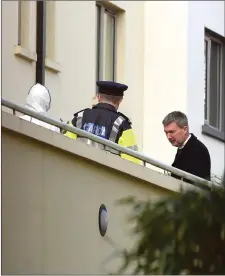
[{"left": 96, "top": 81, "right": 128, "bottom": 96}]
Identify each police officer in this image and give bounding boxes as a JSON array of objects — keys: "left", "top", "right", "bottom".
[{"left": 65, "top": 81, "right": 141, "bottom": 164}]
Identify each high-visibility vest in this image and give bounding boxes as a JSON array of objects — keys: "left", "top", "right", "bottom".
[{"left": 65, "top": 110, "right": 142, "bottom": 165}]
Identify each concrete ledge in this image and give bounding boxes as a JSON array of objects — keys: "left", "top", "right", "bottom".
[
  {"left": 14, "top": 46, "right": 61, "bottom": 73},
  {"left": 14, "top": 45, "right": 37, "bottom": 62},
  {"left": 1, "top": 111, "right": 196, "bottom": 193},
  {"left": 45, "top": 58, "right": 61, "bottom": 73}
]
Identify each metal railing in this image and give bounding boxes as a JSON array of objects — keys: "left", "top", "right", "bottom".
[{"left": 1, "top": 98, "right": 213, "bottom": 190}]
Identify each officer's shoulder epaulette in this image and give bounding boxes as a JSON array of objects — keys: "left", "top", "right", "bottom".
[
  {"left": 118, "top": 112, "right": 132, "bottom": 125},
  {"left": 73, "top": 108, "right": 90, "bottom": 117}
]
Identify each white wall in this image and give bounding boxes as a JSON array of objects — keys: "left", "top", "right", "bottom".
[
  {"left": 54, "top": 1, "right": 96, "bottom": 122},
  {"left": 142, "top": 1, "right": 224, "bottom": 180},
  {"left": 2, "top": 1, "right": 36, "bottom": 106},
  {"left": 143, "top": 1, "right": 189, "bottom": 166},
  {"left": 187, "top": 1, "right": 225, "bottom": 180},
  {"left": 112, "top": 1, "right": 145, "bottom": 150},
  {"left": 2, "top": 1, "right": 145, "bottom": 149},
  {"left": 55, "top": 1, "right": 145, "bottom": 149}
]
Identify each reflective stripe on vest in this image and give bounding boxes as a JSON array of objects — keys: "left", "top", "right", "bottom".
[
  {"left": 105, "top": 116, "right": 125, "bottom": 155},
  {"left": 75, "top": 113, "right": 125, "bottom": 155},
  {"left": 76, "top": 111, "right": 84, "bottom": 128},
  {"left": 74, "top": 111, "right": 104, "bottom": 150},
  {"left": 108, "top": 116, "right": 125, "bottom": 142}
]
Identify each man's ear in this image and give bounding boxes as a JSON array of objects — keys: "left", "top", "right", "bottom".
[{"left": 183, "top": 125, "right": 188, "bottom": 133}]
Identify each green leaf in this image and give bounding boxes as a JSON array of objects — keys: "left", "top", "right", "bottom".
[{"left": 116, "top": 173, "right": 225, "bottom": 274}]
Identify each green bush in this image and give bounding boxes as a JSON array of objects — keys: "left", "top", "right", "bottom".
[{"left": 117, "top": 174, "right": 225, "bottom": 275}]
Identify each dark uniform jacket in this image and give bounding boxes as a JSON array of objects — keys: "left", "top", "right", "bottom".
[
  {"left": 65, "top": 103, "right": 141, "bottom": 164},
  {"left": 171, "top": 133, "right": 211, "bottom": 182}
]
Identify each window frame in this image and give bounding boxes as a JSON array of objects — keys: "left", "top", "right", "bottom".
[
  {"left": 18, "top": 0, "right": 22, "bottom": 46},
  {"left": 18, "top": 0, "right": 30, "bottom": 48},
  {"left": 45, "top": 1, "right": 56, "bottom": 61},
  {"left": 16, "top": 1, "right": 60, "bottom": 73},
  {"left": 96, "top": 2, "right": 117, "bottom": 85},
  {"left": 202, "top": 28, "right": 225, "bottom": 142},
  {"left": 17, "top": 0, "right": 36, "bottom": 53}
]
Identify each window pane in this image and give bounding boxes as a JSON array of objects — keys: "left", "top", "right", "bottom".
[
  {"left": 19, "top": 1, "right": 30, "bottom": 48},
  {"left": 46, "top": 1, "right": 56, "bottom": 60},
  {"left": 204, "top": 40, "right": 208, "bottom": 121},
  {"left": 209, "top": 40, "right": 221, "bottom": 129},
  {"left": 103, "top": 12, "right": 115, "bottom": 81}
]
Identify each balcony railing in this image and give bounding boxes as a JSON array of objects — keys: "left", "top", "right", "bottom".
[{"left": 1, "top": 98, "right": 213, "bottom": 190}]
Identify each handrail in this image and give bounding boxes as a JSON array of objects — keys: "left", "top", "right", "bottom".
[{"left": 1, "top": 98, "right": 213, "bottom": 190}]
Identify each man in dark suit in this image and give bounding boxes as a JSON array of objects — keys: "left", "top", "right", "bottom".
[{"left": 162, "top": 111, "right": 211, "bottom": 181}]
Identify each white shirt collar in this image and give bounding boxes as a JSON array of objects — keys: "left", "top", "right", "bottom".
[{"left": 179, "top": 134, "right": 191, "bottom": 149}]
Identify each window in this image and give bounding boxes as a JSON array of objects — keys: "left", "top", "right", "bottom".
[
  {"left": 46, "top": 1, "right": 56, "bottom": 61},
  {"left": 16, "top": 1, "right": 58, "bottom": 81},
  {"left": 18, "top": 0, "right": 32, "bottom": 50},
  {"left": 96, "top": 3, "right": 117, "bottom": 82},
  {"left": 203, "top": 29, "right": 225, "bottom": 141},
  {"left": 15, "top": 1, "right": 36, "bottom": 62}
]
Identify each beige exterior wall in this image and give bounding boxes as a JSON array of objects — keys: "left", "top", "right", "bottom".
[
  {"left": 2, "top": 0, "right": 144, "bottom": 150},
  {"left": 2, "top": 1, "right": 36, "bottom": 106},
  {"left": 2, "top": 1, "right": 224, "bottom": 181},
  {"left": 143, "top": 1, "right": 189, "bottom": 166},
  {"left": 2, "top": 112, "right": 198, "bottom": 274}
]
